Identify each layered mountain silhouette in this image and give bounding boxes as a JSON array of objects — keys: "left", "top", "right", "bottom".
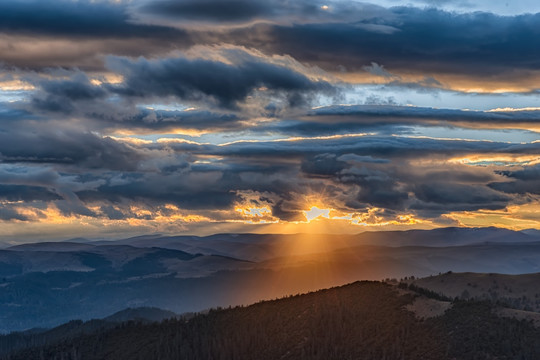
[{"left": 0, "top": 227, "right": 539, "bottom": 332}]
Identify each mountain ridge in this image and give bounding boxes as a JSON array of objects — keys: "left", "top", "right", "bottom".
[
  {"left": 3, "top": 277, "right": 540, "bottom": 359},
  {"left": 1, "top": 227, "right": 539, "bottom": 333}
]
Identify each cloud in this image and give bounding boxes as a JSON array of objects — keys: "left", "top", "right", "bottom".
[
  {"left": 0, "top": 125, "right": 145, "bottom": 171},
  {"left": 383, "top": 0, "right": 540, "bottom": 16},
  {"left": 0, "top": 125, "right": 534, "bottom": 225},
  {"left": 0, "top": 165, "right": 105, "bottom": 217},
  {"left": 77, "top": 171, "right": 241, "bottom": 211},
  {"left": 497, "top": 165, "right": 540, "bottom": 181},
  {"left": 0, "top": 0, "right": 192, "bottom": 69},
  {"left": 294, "top": 142, "right": 509, "bottom": 213},
  {"left": 362, "top": 62, "right": 400, "bottom": 79},
  {"left": 301, "top": 154, "right": 347, "bottom": 178},
  {"left": 0, "top": 185, "right": 61, "bottom": 202},
  {"left": 141, "top": 0, "right": 295, "bottom": 23},
  {"left": 262, "top": 105, "right": 540, "bottom": 137},
  {"left": 14, "top": 48, "right": 340, "bottom": 131},
  {"left": 108, "top": 109, "right": 243, "bottom": 133},
  {"left": 189, "top": 135, "right": 538, "bottom": 159},
  {"left": 490, "top": 165, "right": 540, "bottom": 195},
  {"left": 0, "top": 0, "right": 181, "bottom": 38},
  {"left": 1, "top": 1, "right": 539, "bottom": 237},
  {"left": 342, "top": 166, "right": 409, "bottom": 210},
  {"left": 0, "top": 206, "right": 28, "bottom": 221},
  {"left": 30, "top": 73, "right": 107, "bottom": 113},
  {"left": 107, "top": 50, "right": 338, "bottom": 109},
  {"left": 13, "top": 70, "right": 244, "bottom": 133},
  {"left": 17, "top": 46, "right": 339, "bottom": 123},
  {"left": 140, "top": 0, "right": 389, "bottom": 25},
  {"left": 109, "top": 136, "right": 531, "bottom": 217},
  {"left": 3, "top": 1, "right": 540, "bottom": 82},
  {"left": 411, "top": 183, "right": 511, "bottom": 210},
  {"left": 224, "top": 7, "right": 540, "bottom": 78}
]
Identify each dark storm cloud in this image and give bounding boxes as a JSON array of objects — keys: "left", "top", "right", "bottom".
[
  {"left": 30, "top": 73, "right": 107, "bottom": 113},
  {"left": 183, "top": 136, "right": 540, "bottom": 160},
  {"left": 0, "top": 0, "right": 192, "bottom": 70},
  {"left": 0, "top": 0, "right": 182, "bottom": 38},
  {"left": 341, "top": 166, "right": 409, "bottom": 210},
  {"left": 18, "top": 69, "right": 245, "bottom": 132},
  {"left": 261, "top": 105, "right": 540, "bottom": 137},
  {"left": 19, "top": 48, "right": 339, "bottom": 130},
  {"left": 0, "top": 106, "right": 37, "bottom": 122},
  {"left": 76, "top": 171, "right": 241, "bottom": 211},
  {"left": 146, "top": 0, "right": 271, "bottom": 22},
  {"left": 3, "top": 87, "right": 536, "bottom": 218},
  {"left": 72, "top": 150, "right": 301, "bottom": 214},
  {"left": 270, "top": 200, "right": 305, "bottom": 222},
  {"left": 411, "top": 183, "right": 511, "bottom": 210},
  {"left": 497, "top": 165, "right": 540, "bottom": 181},
  {"left": 0, "top": 206, "right": 28, "bottom": 221},
  {"left": 38, "top": 75, "right": 107, "bottom": 101},
  {"left": 109, "top": 109, "right": 243, "bottom": 132},
  {"left": 0, "top": 165, "right": 105, "bottom": 217},
  {"left": 308, "top": 105, "right": 540, "bottom": 123},
  {"left": 226, "top": 8, "right": 540, "bottom": 76},
  {"left": 0, "top": 127, "right": 532, "bottom": 220},
  {"left": 140, "top": 0, "right": 388, "bottom": 25},
  {"left": 315, "top": 161, "right": 506, "bottom": 214},
  {"left": 301, "top": 154, "right": 348, "bottom": 178},
  {"left": 489, "top": 165, "right": 540, "bottom": 195},
  {"left": 99, "top": 204, "right": 127, "bottom": 220},
  {"left": 131, "top": 136, "right": 535, "bottom": 216},
  {"left": 0, "top": 128, "right": 144, "bottom": 171},
  {"left": 3, "top": 1, "right": 540, "bottom": 78},
  {"left": 0, "top": 185, "right": 61, "bottom": 202},
  {"left": 69, "top": 145, "right": 301, "bottom": 214},
  {"left": 19, "top": 72, "right": 540, "bottom": 134},
  {"left": 107, "top": 53, "right": 337, "bottom": 108},
  {"left": 142, "top": 0, "right": 316, "bottom": 23}
]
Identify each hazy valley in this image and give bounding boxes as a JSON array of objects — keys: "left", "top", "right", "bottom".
[{"left": 1, "top": 227, "right": 539, "bottom": 333}]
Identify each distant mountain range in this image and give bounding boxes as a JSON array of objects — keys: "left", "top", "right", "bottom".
[
  {"left": 80, "top": 226, "right": 540, "bottom": 260},
  {"left": 0, "top": 227, "right": 539, "bottom": 332}
]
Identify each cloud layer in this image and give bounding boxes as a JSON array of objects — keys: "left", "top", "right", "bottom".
[{"left": 0, "top": 0, "right": 539, "bottom": 241}]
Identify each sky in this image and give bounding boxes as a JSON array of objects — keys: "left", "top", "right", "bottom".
[{"left": 0, "top": 0, "right": 539, "bottom": 242}]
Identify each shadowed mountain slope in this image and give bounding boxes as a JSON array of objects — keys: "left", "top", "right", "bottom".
[{"left": 3, "top": 280, "right": 540, "bottom": 360}]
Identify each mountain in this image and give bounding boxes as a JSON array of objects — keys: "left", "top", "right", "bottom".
[
  {"left": 0, "top": 245, "right": 199, "bottom": 276},
  {"left": 7, "top": 242, "right": 97, "bottom": 252},
  {"left": 0, "top": 244, "right": 257, "bottom": 332},
  {"left": 357, "top": 226, "right": 538, "bottom": 246},
  {"left": 2, "top": 280, "right": 540, "bottom": 360},
  {"left": 522, "top": 229, "right": 540, "bottom": 239},
  {"left": 411, "top": 272, "right": 540, "bottom": 312},
  {"left": 103, "top": 307, "right": 177, "bottom": 323},
  {"left": 88, "top": 227, "right": 540, "bottom": 261},
  {"left": 1, "top": 227, "right": 540, "bottom": 332},
  {"left": 0, "top": 307, "right": 177, "bottom": 357}
]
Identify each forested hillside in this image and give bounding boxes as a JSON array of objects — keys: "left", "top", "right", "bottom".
[{"left": 2, "top": 281, "right": 540, "bottom": 360}]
